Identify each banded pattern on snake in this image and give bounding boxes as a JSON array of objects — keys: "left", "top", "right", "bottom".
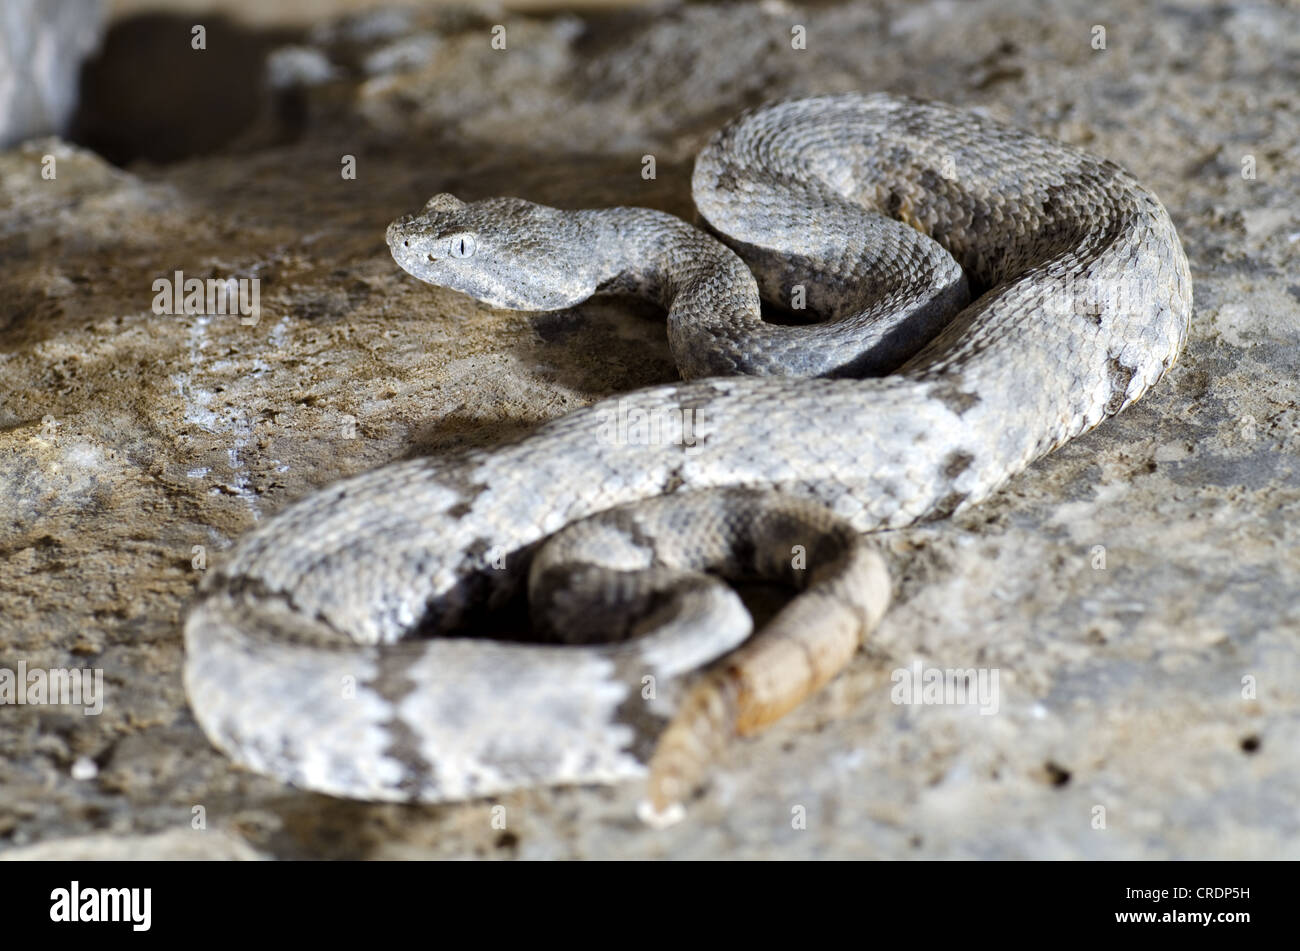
[{"left": 183, "top": 94, "right": 1191, "bottom": 821}]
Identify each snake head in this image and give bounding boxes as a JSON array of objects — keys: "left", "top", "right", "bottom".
[{"left": 387, "top": 194, "right": 605, "bottom": 311}]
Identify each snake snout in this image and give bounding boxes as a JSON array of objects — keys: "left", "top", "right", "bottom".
[
  {"left": 387, "top": 220, "right": 444, "bottom": 272},
  {"left": 385, "top": 220, "right": 407, "bottom": 254}
]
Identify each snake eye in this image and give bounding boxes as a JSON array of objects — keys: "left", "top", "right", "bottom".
[{"left": 445, "top": 232, "right": 476, "bottom": 258}]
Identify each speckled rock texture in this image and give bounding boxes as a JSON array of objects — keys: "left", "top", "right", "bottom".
[{"left": 1, "top": 0, "right": 1297, "bottom": 859}]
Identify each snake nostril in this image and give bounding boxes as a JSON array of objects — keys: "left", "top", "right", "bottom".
[
  {"left": 403, "top": 239, "right": 409, "bottom": 247},
  {"left": 427, "top": 253, "right": 435, "bottom": 262}
]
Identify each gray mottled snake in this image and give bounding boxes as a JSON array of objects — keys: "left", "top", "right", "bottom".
[{"left": 183, "top": 93, "right": 1191, "bottom": 822}]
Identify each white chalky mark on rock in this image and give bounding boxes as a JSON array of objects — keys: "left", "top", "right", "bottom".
[{"left": 172, "top": 312, "right": 262, "bottom": 520}]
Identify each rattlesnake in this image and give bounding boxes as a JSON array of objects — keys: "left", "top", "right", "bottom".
[{"left": 183, "top": 94, "right": 1191, "bottom": 821}]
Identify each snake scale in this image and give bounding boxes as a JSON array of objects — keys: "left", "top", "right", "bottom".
[{"left": 183, "top": 94, "right": 1191, "bottom": 822}]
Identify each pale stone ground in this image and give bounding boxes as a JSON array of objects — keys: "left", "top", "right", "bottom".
[{"left": 1, "top": 0, "right": 1297, "bottom": 859}]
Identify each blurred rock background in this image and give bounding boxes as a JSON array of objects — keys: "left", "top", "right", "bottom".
[{"left": 0, "top": 0, "right": 106, "bottom": 147}]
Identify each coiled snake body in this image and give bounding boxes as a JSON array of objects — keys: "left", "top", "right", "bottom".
[{"left": 184, "top": 94, "right": 1191, "bottom": 820}]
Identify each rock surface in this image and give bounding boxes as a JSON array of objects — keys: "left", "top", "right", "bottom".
[{"left": 1, "top": 0, "right": 1297, "bottom": 859}]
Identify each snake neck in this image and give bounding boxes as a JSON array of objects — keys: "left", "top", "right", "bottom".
[{"left": 585, "top": 207, "right": 758, "bottom": 314}]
